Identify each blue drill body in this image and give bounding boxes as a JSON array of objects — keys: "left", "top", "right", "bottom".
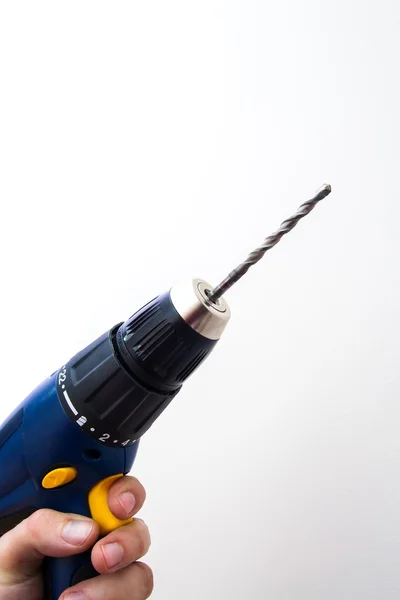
[{"left": 0, "top": 371, "right": 139, "bottom": 598}]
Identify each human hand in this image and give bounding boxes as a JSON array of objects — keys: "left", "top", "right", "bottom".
[{"left": 0, "top": 476, "right": 153, "bottom": 600}]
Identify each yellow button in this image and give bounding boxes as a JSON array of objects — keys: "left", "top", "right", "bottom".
[
  {"left": 42, "top": 467, "right": 78, "bottom": 489},
  {"left": 88, "top": 474, "right": 132, "bottom": 536}
]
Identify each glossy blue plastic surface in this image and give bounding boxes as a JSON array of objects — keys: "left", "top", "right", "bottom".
[{"left": 0, "top": 372, "right": 139, "bottom": 599}]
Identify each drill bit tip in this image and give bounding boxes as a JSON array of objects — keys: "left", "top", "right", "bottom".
[
  {"left": 316, "top": 183, "right": 332, "bottom": 196},
  {"left": 207, "top": 183, "right": 332, "bottom": 303}
]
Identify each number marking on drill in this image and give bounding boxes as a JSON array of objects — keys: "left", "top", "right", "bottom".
[
  {"left": 99, "top": 433, "right": 110, "bottom": 442},
  {"left": 58, "top": 368, "right": 67, "bottom": 384},
  {"left": 63, "top": 390, "right": 78, "bottom": 415},
  {"left": 121, "top": 439, "right": 130, "bottom": 446},
  {"left": 76, "top": 416, "right": 87, "bottom": 426}
]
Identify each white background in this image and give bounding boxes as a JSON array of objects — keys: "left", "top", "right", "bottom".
[{"left": 1, "top": 1, "right": 399, "bottom": 599}]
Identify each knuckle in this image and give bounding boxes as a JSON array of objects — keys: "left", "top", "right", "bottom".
[
  {"left": 135, "top": 562, "right": 154, "bottom": 597},
  {"left": 135, "top": 533, "right": 147, "bottom": 558},
  {"left": 134, "top": 521, "right": 150, "bottom": 557},
  {"left": 25, "top": 509, "right": 52, "bottom": 537}
]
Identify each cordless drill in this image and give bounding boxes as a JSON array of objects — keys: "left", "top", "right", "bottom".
[{"left": 0, "top": 185, "right": 331, "bottom": 599}]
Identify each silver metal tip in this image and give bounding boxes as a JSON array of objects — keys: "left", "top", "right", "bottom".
[{"left": 170, "top": 279, "right": 231, "bottom": 340}]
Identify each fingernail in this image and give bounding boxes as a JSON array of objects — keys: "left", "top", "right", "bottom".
[
  {"left": 118, "top": 491, "right": 136, "bottom": 515},
  {"left": 64, "top": 593, "right": 85, "bottom": 600},
  {"left": 102, "top": 542, "right": 124, "bottom": 569},
  {"left": 62, "top": 520, "right": 94, "bottom": 545}
]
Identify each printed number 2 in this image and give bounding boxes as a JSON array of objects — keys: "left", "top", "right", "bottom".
[{"left": 99, "top": 433, "right": 110, "bottom": 442}]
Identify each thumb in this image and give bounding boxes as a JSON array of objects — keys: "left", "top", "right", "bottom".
[{"left": 0, "top": 509, "right": 99, "bottom": 584}]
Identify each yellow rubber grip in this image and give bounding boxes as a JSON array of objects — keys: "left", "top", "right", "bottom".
[{"left": 88, "top": 474, "right": 132, "bottom": 536}]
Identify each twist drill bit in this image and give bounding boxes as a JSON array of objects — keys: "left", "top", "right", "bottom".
[{"left": 207, "top": 183, "right": 331, "bottom": 303}]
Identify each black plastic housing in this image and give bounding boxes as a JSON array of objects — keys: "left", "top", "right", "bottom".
[
  {"left": 58, "top": 291, "right": 217, "bottom": 447},
  {"left": 116, "top": 292, "right": 217, "bottom": 391}
]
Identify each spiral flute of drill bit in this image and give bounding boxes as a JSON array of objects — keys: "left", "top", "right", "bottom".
[{"left": 208, "top": 184, "right": 332, "bottom": 303}]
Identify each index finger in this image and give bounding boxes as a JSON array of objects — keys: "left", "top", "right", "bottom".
[{"left": 107, "top": 475, "right": 146, "bottom": 521}]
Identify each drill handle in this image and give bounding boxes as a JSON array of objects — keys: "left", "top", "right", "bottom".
[
  {"left": 44, "top": 473, "right": 132, "bottom": 599},
  {"left": 44, "top": 551, "right": 96, "bottom": 599}
]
